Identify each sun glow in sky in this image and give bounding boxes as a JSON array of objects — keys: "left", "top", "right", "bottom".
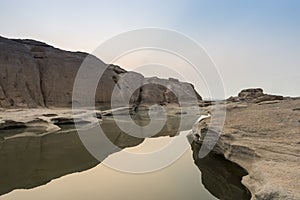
[{"left": 1, "top": 0, "right": 299, "bottom": 97}]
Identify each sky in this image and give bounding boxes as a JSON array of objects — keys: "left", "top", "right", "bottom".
[{"left": 0, "top": 0, "right": 299, "bottom": 98}]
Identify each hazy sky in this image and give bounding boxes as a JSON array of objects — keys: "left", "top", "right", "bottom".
[{"left": 0, "top": 0, "right": 299, "bottom": 97}]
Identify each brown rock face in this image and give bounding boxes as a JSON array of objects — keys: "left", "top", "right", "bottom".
[
  {"left": 0, "top": 36, "right": 201, "bottom": 108},
  {"left": 227, "top": 88, "right": 283, "bottom": 103},
  {"left": 238, "top": 88, "right": 264, "bottom": 99},
  {"left": 138, "top": 77, "right": 201, "bottom": 106}
]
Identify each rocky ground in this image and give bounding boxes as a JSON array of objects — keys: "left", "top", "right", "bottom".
[{"left": 194, "top": 89, "right": 300, "bottom": 200}]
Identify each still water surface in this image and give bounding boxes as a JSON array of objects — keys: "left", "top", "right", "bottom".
[{"left": 0, "top": 114, "right": 250, "bottom": 200}]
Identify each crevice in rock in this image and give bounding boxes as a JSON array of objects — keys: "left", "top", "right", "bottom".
[
  {"left": 24, "top": 81, "right": 35, "bottom": 107},
  {"left": 0, "top": 79, "right": 7, "bottom": 99},
  {"left": 37, "top": 64, "right": 47, "bottom": 107},
  {"left": 134, "top": 86, "right": 144, "bottom": 109}
]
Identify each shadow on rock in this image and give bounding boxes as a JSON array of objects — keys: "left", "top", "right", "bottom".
[{"left": 191, "top": 141, "right": 251, "bottom": 200}]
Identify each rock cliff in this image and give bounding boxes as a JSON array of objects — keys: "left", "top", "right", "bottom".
[{"left": 0, "top": 36, "right": 201, "bottom": 108}]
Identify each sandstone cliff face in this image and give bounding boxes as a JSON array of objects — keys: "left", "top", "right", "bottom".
[
  {"left": 0, "top": 36, "right": 201, "bottom": 108},
  {"left": 138, "top": 77, "right": 201, "bottom": 106}
]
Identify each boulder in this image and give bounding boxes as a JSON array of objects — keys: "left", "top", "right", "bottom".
[
  {"left": 138, "top": 77, "right": 201, "bottom": 106},
  {"left": 227, "top": 88, "right": 283, "bottom": 103}
]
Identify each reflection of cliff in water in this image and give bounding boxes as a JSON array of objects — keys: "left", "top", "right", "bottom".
[
  {"left": 0, "top": 130, "right": 98, "bottom": 196},
  {"left": 0, "top": 114, "right": 199, "bottom": 196},
  {"left": 191, "top": 141, "right": 251, "bottom": 200}
]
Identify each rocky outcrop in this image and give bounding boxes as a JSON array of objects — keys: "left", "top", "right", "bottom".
[
  {"left": 227, "top": 88, "right": 283, "bottom": 103},
  {"left": 194, "top": 90, "right": 300, "bottom": 200},
  {"left": 138, "top": 77, "right": 201, "bottom": 106},
  {"left": 0, "top": 36, "right": 201, "bottom": 108}
]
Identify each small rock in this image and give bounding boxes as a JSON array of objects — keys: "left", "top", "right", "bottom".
[{"left": 95, "top": 112, "right": 102, "bottom": 119}]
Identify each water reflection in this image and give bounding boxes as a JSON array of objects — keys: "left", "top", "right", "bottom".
[
  {"left": 0, "top": 112, "right": 251, "bottom": 200},
  {"left": 191, "top": 141, "right": 251, "bottom": 200},
  {"left": 0, "top": 113, "right": 199, "bottom": 196},
  {"left": 0, "top": 130, "right": 99, "bottom": 195}
]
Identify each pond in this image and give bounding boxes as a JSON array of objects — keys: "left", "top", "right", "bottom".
[{"left": 0, "top": 111, "right": 250, "bottom": 200}]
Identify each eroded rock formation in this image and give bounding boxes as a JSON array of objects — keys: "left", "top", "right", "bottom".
[
  {"left": 194, "top": 89, "right": 300, "bottom": 200},
  {"left": 0, "top": 36, "right": 201, "bottom": 108},
  {"left": 227, "top": 88, "right": 283, "bottom": 103}
]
